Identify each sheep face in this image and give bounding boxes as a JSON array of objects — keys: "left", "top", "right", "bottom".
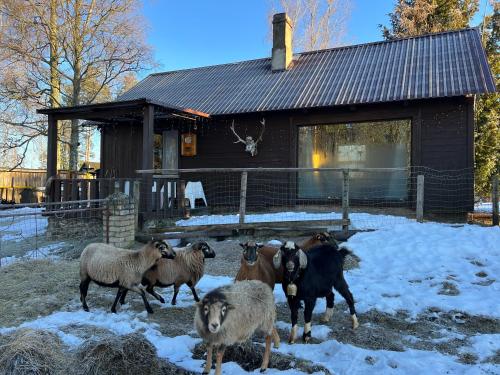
[
  {"left": 194, "top": 241, "right": 216, "bottom": 259},
  {"left": 199, "top": 291, "right": 233, "bottom": 334},
  {"left": 275, "top": 241, "right": 308, "bottom": 282},
  {"left": 154, "top": 240, "right": 176, "bottom": 259},
  {"left": 239, "top": 241, "right": 263, "bottom": 266}
]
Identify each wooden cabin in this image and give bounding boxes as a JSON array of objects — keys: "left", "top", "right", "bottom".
[{"left": 38, "top": 14, "right": 495, "bottom": 217}]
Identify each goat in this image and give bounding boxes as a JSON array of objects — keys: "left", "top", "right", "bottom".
[
  {"left": 120, "top": 241, "right": 215, "bottom": 306},
  {"left": 235, "top": 241, "right": 276, "bottom": 289},
  {"left": 273, "top": 241, "right": 358, "bottom": 344},
  {"left": 194, "top": 280, "right": 280, "bottom": 375},
  {"left": 79, "top": 240, "right": 176, "bottom": 314}
]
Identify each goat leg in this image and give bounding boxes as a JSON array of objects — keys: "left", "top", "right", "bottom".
[
  {"left": 321, "top": 290, "right": 335, "bottom": 323},
  {"left": 334, "top": 276, "right": 358, "bottom": 329},
  {"left": 302, "top": 299, "right": 316, "bottom": 343}
]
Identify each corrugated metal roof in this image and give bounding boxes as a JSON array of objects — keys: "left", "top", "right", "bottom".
[{"left": 118, "top": 28, "right": 496, "bottom": 115}]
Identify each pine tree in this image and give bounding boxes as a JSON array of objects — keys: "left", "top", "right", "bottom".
[
  {"left": 381, "top": 0, "right": 479, "bottom": 40},
  {"left": 475, "top": 4, "right": 499, "bottom": 196}
]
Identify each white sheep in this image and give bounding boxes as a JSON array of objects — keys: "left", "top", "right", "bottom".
[
  {"left": 194, "top": 280, "right": 280, "bottom": 375},
  {"left": 79, "top": 240, "right": 176, "bottom": 314},
  {"left": 120, "top": 241, "right": 216, "bottom": 306}
]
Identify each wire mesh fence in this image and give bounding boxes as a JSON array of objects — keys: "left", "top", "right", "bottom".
[
  {"left": 138, "top": 167, "right": 477, "bottom": 230},
  {"left": 0, "top": 200, "right": 106, "bottom": 267}
]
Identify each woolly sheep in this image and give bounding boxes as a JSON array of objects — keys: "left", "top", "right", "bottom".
[
  {"left": 79, "top": 240, "right": 175, "bottom": 314},
  {"left": 120, "top": 241, "right": 216, "bottom": 306},
  {"left": 194, "top": 280, "right": 280, "bottom": 375}
]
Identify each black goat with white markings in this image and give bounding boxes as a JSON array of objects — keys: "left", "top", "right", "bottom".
[{"left": 273, "top": 241, "right": 358, "bottom": 344}]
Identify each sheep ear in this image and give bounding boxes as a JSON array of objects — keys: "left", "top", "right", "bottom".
[
  {"left": 239, "top": 243, "right": 246, "bottom": 249},
  {"left": 273, "top": 250, "right": 282, "bottom": 269},
  {"left": 226, "top": 303, "right": 235, "bottom": 311},
  {"left": 298, "top": 250, "right": 308, "bottom": 269}
]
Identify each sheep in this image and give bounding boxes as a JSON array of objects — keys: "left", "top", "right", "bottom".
[
  {"left": 235, "top": 241, "right": 277, "bottom": 289},
  {"left": 273, "top": 241, "right": 358, "bottom": 344},
  {"left": 194, "top": 280, "right": 280, "bottom": 375},
  {"left": 79, "top": 240, "right": 176, "bottom": 314},
  {"left": 120, "top": 241, "right": 216, "bottom": 306}
]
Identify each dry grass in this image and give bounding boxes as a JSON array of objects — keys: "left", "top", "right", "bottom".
[
  {"left": 0, "top": 259, "right": 79, "bottom": 327},
  {"left": 74, "top": 333, "right": 160, "bottom": 375},
  {"left": 0, "top": 329, "right": 67, "bottom": 375}
]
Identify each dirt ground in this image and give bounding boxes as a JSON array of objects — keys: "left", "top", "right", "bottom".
[{"left": 0, "top": 235, "right": 499, "bottom": 372}]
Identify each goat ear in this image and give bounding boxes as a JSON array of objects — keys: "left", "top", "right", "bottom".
[
  {"left": 272, "top": 250, "right": 282, "bottom": 269},
  {"left": 298, "top": 250, "right": 308, "bottom": 269},
  {"left": 316, "top": 234, "right": 322, "bottom": 240}
]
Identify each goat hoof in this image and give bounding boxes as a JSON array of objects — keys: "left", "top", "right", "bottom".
[
  {"left": 351, "top": 314, "right": 359, "bottom": 330},
  {"left": 111, "top": 309, "right": 117, "bottom": 314},
  {"left": 260, "top": 368, "right": 267, "bottom": 373},
  {"left": 83, "top": 306, "right": 89, "bottom": 312}
]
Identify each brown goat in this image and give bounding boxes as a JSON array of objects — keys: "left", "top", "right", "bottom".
[
  {"left": 235, "top": 233, "right": 334, "bottom": 289},
  {"left": 235, "top": 241, "right": 277, "bottom": 289}
]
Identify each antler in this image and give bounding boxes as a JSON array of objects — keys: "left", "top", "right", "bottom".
[
  {"left": 230, "top": 120, "right": 246, "bottom": 144},
  {"left": 255, "top": 118, "right": 266, "bottom": 144}
]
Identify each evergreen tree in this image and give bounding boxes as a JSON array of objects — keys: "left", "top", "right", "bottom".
[
  {"left": 381, "top": 0, "right": 479, "bottom": 40},
  {"left": 475, "top": 3, "right": 499, "bottom": 196}
]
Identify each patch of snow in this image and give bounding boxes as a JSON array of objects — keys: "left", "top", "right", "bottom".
[
  {"left": 0, "top": 210, "right": 48, "bottom": 242},
  {"left": 175, "top": 211, "right": 413, "bottom": 230},
  {"left": 267, "top": 239, "right": 283, "bottom": 246},
  {"left": 0, "top": 242, "right": 65, "bottom": 267},
  {"left": 344, "top": 222, "right": 500, "bottom": 318},
  {"left": 462, "top": 334, "right": 500, "bottom": 362}
]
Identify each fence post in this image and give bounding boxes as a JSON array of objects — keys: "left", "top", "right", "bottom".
[
  {"left": 114, "top": 181, "right": 120, "bottom": 194},
  {"left": 492, "top": 175, "right": 499, "bottom": 226},
  {"left": 416, "top": 174, "right": 424, "bottom": 222},
  {"left": 133, "top": 181, "right": 141, "bottom": 231},
  {"left": 177, "top": 180, "right": 187, "bottom": 218},
  {"left": 342, "top": 170, "right": 349, "bottom": 234},
  {"left": 239, "top": 171, "right": 248, "bottom": 225}
]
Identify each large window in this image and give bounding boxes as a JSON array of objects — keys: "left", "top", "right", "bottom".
[{"left": 298, "top": 119, "right": 411, "bottom": 200}]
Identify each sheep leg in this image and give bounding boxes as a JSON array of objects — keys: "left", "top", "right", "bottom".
[
  {"left": 129, "top": 285, "right": 154, "bottom": 314},
  {"left": 119, "top": 289, "right": 128, "bottom": 305},
  {"left": 260, "top": 334, "right": 272, "bottom": 372},
  {"left": 215, "top": 345, "right": 225, "bottom": 375},
  {"left": 79, "top": 278, "right": 91, "bottom": 312},
  {"left": 302, "top": 298, "right": 316, "bottom": 343},
  {"left": 145, "top": 285, "right": 165, "bottom": 304},
  {"left": 171, "top": 284, "right": 180, "bottom": 305},
  {"left": 334, "top": 276, "right": 358, "bottom": 329},
  {"left": 321, "top": 290, "right": 335, "bottom": 323},
  {"left": 271, "top": 327, "right": 280, "bottom": 348},
  {"left": 202, "top": 344, "right": 213, "bottom": 375},
  {"left": 187, "top": 281, "right": 200, "bottom": 302},
  {"left": 111, "top": 287, "right": 125, "bottom": 313}
]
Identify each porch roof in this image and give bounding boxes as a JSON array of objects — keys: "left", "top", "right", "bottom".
[{"left": 37, "top": 98, "right": 210, "bottom": 121}]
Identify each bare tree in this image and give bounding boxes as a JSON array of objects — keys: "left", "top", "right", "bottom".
[
  {"left": 269, "top": 0, "right": 351, "bottom": 51},
  {"left": 0, "top": 0, "right": 154, "bottom": 171}
]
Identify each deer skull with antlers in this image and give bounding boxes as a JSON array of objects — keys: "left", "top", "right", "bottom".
[{"left": 230, "top": 119, "right": 265, "bottom": 157}]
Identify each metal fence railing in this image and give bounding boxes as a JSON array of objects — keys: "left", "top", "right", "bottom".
[{"left": 0, "top": 200, "right": 106, "bottom": 267}]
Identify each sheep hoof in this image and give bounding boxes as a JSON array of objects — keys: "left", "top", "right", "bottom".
[
  {"left": 83, "top": 306, "right": 89, "bottom": 312},
  {"left": 111, "top": 308, "right": 117, "bottom": 314},
  {"left": 147, "top": 308, "right": 154, "bottom": 314},
  {"left": 260, "top": 368, "right": 267, "bottom": 373},
  {"left": 171, "top": 300, "right": 177, "bottom": 305},
  {"left": 159, "top": 297, "right": 165, "bottom": 304}
]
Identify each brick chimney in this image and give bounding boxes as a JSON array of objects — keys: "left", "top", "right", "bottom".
[{"left": 271, "top": 13, "right": 293, "bottom": 71}]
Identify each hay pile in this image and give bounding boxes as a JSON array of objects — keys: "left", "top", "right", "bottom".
[
  {"left": 0, "top": 329, "right": 67, "bottom": 375},
  {"left": 74, "top": 333, "right": 160, "bottom": 375}
]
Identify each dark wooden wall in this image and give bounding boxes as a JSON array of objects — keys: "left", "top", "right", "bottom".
[{"left": 100, "top": 96, "right": 474, "bottom": 212}]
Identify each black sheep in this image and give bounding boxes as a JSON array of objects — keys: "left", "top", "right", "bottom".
[{"left": 273, "top": 241, "right": 358, "bottom": 343}]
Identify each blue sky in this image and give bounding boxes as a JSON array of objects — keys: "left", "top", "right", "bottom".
[{"left": 142, "top": 0, "right": 492, "bottom": 74}]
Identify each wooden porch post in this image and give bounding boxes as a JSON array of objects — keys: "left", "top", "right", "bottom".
[
  {"left": 47, "top": 114, "right": 58, "bottom": 181},
  {"left": 141, "top": 104, "right": 154, "bottom": 213}
]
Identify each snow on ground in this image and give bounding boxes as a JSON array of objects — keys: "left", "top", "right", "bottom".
[
  {"left": 1, "top": 213, "right": 499, "bottom": 374},
  {"left": 0, "top": 242, "right": 65, "bottom": 267},
  {"left": 344, "top": 222, "right": 500, "bottom": 318},
  {"left": 0, "top": 208, "right": 47, "bottom": 242},
  {"left": 474, "top": 202, "right": 493, "bottom": 213},
  {"left": 176, "top": 211, "right": 413, "bottom": 230}
]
